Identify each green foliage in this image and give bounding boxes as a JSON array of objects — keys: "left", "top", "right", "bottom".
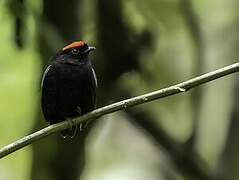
[{"left": 0, "top": 4, "right": 40, "bottom": 180}]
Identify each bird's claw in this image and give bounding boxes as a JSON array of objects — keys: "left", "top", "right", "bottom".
[
  {"left": 76, "top": 107, "right": 82, "bottom": 115},
  {"left": 65, "top": 118, "right": 78, "bottom": 138}
]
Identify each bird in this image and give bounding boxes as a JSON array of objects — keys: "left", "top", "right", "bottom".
[{"left": 41, "top": 41, "right": 97, "bottom": 138}]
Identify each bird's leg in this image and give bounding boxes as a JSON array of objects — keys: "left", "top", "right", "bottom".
[
  {"left": 66, "top": 118, "right": 74, "bottom": 131},
  {"left": 75, "top": 107, "right": 92, "bottom": 131},
  {"left": 65, "top": 118, "right": 78, "bottom": 138},
  {"left": 79, "top": 123, "right": 83, "bottom": 131},
  {"left": 76, "top": 106, "right": 84, "bottom": 131},
  {"left": 76, "top": 107, "right": 82, "bottom": 115},
  {"left": 69, "top": 124, "right": 78, "bottom": 138},
  {"left": 78, "top": 121, "right": 88, "bottom": 131},
  {"left": 83, "top": 119, "right": 91, "bottom": 129}
]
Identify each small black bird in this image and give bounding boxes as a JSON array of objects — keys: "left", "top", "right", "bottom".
[{"left": 41, "top": 41, "right": 97, "bottom": 138}]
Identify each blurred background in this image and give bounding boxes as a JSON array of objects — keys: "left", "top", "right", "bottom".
[{"left": 0, "top": 0, "right": 239, "bottom": 179}]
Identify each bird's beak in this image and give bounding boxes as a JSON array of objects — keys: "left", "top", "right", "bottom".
[{"left": 82, "top": 46, "right": 96, "bottom": 54}]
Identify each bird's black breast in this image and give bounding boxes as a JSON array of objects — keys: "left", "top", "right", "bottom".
[{"left": 41, "top": 61, "right": 96, "bottom": 124}]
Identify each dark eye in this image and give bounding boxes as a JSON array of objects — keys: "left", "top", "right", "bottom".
[{"left": 71, "top": 48, "right": 79, "bottom": 54}]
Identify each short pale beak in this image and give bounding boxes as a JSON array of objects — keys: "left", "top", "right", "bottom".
[{"left": 82, "top": 46, "right": 96, "bottom": 54}]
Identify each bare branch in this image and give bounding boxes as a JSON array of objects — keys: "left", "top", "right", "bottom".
[{"left": 0, "top": 62, "right": 239, "bottom": 159}]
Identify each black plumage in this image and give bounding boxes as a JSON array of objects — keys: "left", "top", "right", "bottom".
[{"left": 41, "top": 41, "right": 97, "bottom": 138}]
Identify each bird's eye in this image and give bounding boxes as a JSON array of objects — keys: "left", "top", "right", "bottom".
[{"left": 71, "top": 48, "right": 79, "bottom": 54}]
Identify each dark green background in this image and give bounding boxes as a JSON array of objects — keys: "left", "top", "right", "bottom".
[{"left": 0, "top": 0, "right": 239, "bottom": 179}]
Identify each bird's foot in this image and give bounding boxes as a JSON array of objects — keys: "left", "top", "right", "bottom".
[
  {"left": 76, "top": 107, "right": 82, "bottom": 115},
  {"left": 67, "top": 118, "right": 74, "bottom": 130},
  {"left": 68, "top": 118, "right": 78, "bottom": 138},
  {"left": 79, "top": 123, "right": 83, "bottom": 131},
  {"left": 61, "top": 118, "right": 78, "bottom": 138},
  {"left": 74, "top": 106, "right": 91, "bottom": 132},
  {"left": 79, "top": 119, "right": 92, "bottom": 132}
]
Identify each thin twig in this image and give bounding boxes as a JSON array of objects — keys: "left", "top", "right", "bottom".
[{"left": 0, "top": 62, "right": 239, "bottom": 159}]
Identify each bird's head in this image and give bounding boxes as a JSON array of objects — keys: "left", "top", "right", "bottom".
[
  {"left": 53, "top": 41, "right": 96, "bottom": 64},
  {"left": 62, "top": 41, "right": 95, "bottom": 54}
]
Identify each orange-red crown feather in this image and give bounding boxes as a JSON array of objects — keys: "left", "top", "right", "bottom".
[{"left": 62, "top": 41, "right": 86, "bottom": 51}]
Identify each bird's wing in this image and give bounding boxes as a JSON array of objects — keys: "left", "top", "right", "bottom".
[
  {"left": 91, "top": 67, "right": 98, "bottom": 88},
  {"left": 41, "top": 65, "right": 52, "bottom": 88},
  {"left": 41, "top": 65, "right": 61, "bottom": 123},
  {"left": 90, "top": 67, "right": 97, "bottom": 109}
]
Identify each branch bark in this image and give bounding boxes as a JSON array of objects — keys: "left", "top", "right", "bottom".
[{"left": 1, "top": 62, "right": 239, "bottom": 159}]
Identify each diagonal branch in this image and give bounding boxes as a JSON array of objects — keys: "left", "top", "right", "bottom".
[{"left": 1, "top": 62, "right": 239, "bottom": 159}]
